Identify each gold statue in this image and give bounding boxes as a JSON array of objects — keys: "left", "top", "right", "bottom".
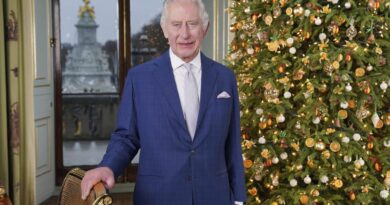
[{"left": 78, "top": 0, "right": 95, "bottom": 20}]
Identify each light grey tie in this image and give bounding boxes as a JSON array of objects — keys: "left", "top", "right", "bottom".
[{"left": 183, "top": 63, "right": 199, "bottom": 139}]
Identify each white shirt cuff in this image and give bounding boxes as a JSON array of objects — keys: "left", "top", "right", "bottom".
[{"left": 235, "top": 201, "right": 243, "bottom": 205}]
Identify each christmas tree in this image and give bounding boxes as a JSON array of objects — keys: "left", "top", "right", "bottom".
[{"left": 227, "top": 0, "right": 390, "bottom": 204}]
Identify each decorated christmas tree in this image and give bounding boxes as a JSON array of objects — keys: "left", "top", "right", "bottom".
[{"left": 227, "top": 0, "right": 390, "bottom": 204}]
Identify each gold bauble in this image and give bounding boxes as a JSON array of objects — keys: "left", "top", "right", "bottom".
[
  {"left": 375, "top": 162, "right": 382, "bottom": 172},
  {"left": 318, "top": 84, "right": 328, "bottom": 93},
  {"left": 293, "top": 69, "right": 305, "bottom": 80},
  {"left": 293, "top": 5, "right": 304, "bottom": 16},
  {"left": 259, "top": 122, "right": 267, "bottom": 129},
  {"left": 251, "top": 13, "right": 259, "bottom": 23},
  {"left": 286, "top": 7, "right": 293, "bottom": 16},
  {"left": 267, "top": 41, "right": 280, "bottom": 52},
  {"left": 362, "top": 186, "right": 369, "bottom": 193},
  {"left": 384, "top": 177, "right": 390, "bottom": 187},
  {"left": 337, "top": 54, "right": 344, "bottom": 61},
  {"left": 332, "top": 61, "right": 340, "bottom": 69},
  {"left": 383, "top": 113, "right": 390, "bottom": 125},
  {"left": 348, "top": 100, "right": 356, "bottom": 109},
  {"left": 265, "top": 159, "right": 273, "bottom": 167},
  {"left": 375, "top": 120, "right": 384, "bottom": 129},
  {"left": 368, "top": 0, "right": 380, "bottom": 9},
  {"left": 367, "top": 142, "right": 374, "bottom": 150},
  {"left": 242, "top": 133, "right": 249, "bottom": 140},
  {"left": 332, "top": 179, "right": 343, "bottom": 188},
  {"left": 355, "top": 68, "right": 366, "bottom": 77},
  {"left": 332, "top": 25, "right": 339, "bottom": 35},
  {"left": 349, "top": 191, "right": 356, "bottom": 200},
  {"left": 255, "top": 46, "right": 261, "bottom": 53},
  {"left": 264, "top": 15, "right": 273, "bottom": 26},
  {"left": 299, "top": 195, "right": 309, "bottom": 205},
  {"left": 345, "top": 53, "right": 352, "bottom": 63},
  {"left": 330, "top": 141, "right": 341, "bottom": 152},
  {"left": 244, "top": 159, "right": 253, "bottom": 168},
  {"left": 386, "top": 170, "right": 390, "bottom": 178},
  {"left": 261, "top": 149, "right": 270, "bottom": 158},
  {"left": 315, "top": 141, "right": 326, "bottom": 151},
  {"left": 311, "top": 189, "right": 320, "bottom": 197},
  {"left": 271, "top": 202, "right": 279, "bottom": 205},
  {"left": 278, "top": 64, "right": 286, "bottom": 73},
  {"left": 236, "top": 22, "right": 242, "bottom": 29},
  {"left": 338, "top": 110, "right": 348, "bottom": 119},
  {"left": 307, "top": 159, "right": 316, "bottom": 168},
  {"left": 279, "top": 0, "right": 287, "bottom": 6},
  {"left": 364, "top": 87, "right": 371, "bottom": 94},
  {"left": 304, "top": 31, "right": 311, "bottom": 39},
  {"left": 305, "top": 138, "right": 315, "bottom": 148},
  {"left": 248, "top": 187, "right": 258, "bottom": 196},
  {"left": 322, "top": 150, "right": 331, "bottom": 159},
  {"left": 267, "top": 118, "right": 273, "bottom": 126}
]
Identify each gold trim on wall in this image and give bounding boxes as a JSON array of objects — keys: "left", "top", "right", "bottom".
[
  {"left": 211, "top": 0, "right": 231, "bottom": 63},
  {"left": 0, "top": 0, "right": 10, "bottom": 194}
]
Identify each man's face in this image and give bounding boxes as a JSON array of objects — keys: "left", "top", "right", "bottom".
[{"left": 162, "top": 1, "right": 208, "bottom": 62}]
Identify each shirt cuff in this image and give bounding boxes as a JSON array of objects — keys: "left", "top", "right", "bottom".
[{"left": 235, "top": 202, "right": 243, "bottom": 205}]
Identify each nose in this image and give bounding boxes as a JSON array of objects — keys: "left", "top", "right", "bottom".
[{"left": 179, "top": 24, "right": 190, "bottom": 39}]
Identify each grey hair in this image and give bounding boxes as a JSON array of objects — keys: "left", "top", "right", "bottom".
[{"left": 160, "top": 0, "right": 209, "bottom": 30}]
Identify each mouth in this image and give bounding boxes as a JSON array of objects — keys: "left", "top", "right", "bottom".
[{"left": 178, "top": 42, "right": 194, "bottom": 48}]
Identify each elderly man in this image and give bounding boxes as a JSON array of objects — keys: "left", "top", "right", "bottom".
[{"left": 81, "top": 0, "right": 246, "bottom": 204}]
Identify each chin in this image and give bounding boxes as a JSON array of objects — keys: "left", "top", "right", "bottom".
[{"left": 178, "top": 51, "right": 196, "bottom": 59}]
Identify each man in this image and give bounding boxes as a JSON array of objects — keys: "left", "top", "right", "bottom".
[{"left": 81, "top": 0, "right": 246, "bottom": 204}]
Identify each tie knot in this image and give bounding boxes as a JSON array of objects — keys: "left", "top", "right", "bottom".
[{"left": 184, "top": 63, "right": 192, "bottom": 72}]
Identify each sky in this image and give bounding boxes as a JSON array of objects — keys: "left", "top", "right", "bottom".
[{"left": 60, "top": 0, "right": 163, "bottom": 44}]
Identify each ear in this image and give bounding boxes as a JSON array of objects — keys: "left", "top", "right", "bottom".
[{"left": 203, "top": 22, "right": 210, "bottom": 37}]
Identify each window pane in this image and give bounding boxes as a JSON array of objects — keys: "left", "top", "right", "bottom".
[
  {"left": 130, "top": 0, "right": 169, "bottom": 66},
  {"left": 60, "top": 0, "right": 119, "bottom": 166}
]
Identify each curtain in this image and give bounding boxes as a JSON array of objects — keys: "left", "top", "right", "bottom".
[{"left": 0, "top": 0, "right": 10, "bottom": 195}]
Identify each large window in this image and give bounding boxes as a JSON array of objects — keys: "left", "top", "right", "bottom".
[
  {"left": 60, "top": 0, "right": 120, "bottom": 168},
  {"left": 130, "top": 0, "right": 168, "bottom": 66},
  {"left": 54, "top": 0, "right": 130, "bottom": 184},
  {"left": 54, "top": 0, "right": 169, "bottom": 184}
]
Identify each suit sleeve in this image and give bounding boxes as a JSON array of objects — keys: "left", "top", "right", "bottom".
[
  {"left": 99, "top": 71, "right": 140, "bottom": 177},
  {"left": 226, "top": 73, "right": 247, "bottom": 202}
]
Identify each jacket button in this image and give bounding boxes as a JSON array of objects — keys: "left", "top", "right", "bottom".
[{"left": 191, "top": 150, "right": 195, "bottom": 154}]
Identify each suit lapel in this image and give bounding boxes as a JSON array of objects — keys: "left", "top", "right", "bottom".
[
  {"left": 152, "top": 52, "right": 189, "bottom": 141},
  {"left": 152, "top": 52, "right": 219, "bottom": 145},
  {"left": 194, "top": 54, "right": 218, "bottom": 145}
]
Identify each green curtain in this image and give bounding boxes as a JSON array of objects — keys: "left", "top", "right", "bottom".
[
  {"left": 4, "top": 0, "right": 23, "bottom": 204},
  {"left": 0, "top": 0, "right": 10, "bottom": 194}
]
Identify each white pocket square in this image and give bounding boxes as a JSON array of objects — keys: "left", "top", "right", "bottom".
[{"left": 217, "top": 91, "right": 231, "bottom": 99}]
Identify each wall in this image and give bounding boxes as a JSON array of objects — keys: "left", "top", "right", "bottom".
[{"left": 202, "top": 0, "right": 232, "bottom": 63}]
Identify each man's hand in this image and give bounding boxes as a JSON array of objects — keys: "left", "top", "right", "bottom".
[{"left": 81, "top": 167, "right": 115, "bottom": 200}]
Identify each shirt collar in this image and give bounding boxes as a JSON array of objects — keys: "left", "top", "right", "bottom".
[{"left": 169, "top": 48, "right": 201, "bottom": 72}]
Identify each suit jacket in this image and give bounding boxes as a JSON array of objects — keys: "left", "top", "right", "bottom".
[{"left": 100, "top": 51, "right": 246, "bottom": 205}]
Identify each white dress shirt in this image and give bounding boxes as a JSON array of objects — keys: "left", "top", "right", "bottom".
[
  {"left": 169, "top": 49, "right": 243, "bottom": 205},
  {"left": 170, "top": 49, "right": 202, "bottom": 110}
]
